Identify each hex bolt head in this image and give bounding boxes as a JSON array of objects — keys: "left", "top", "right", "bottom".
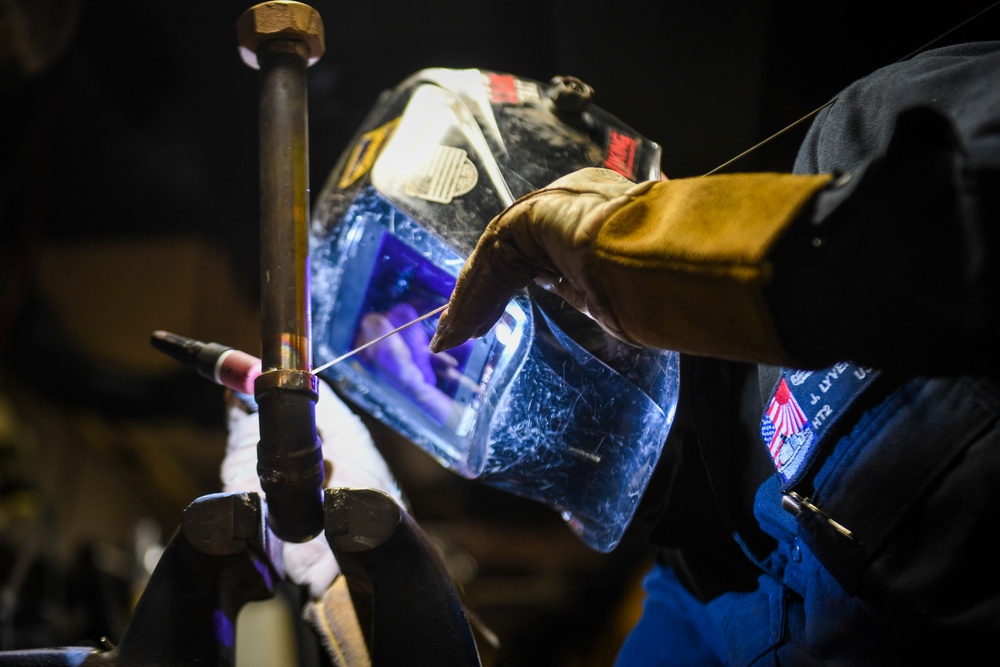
[
  {"left": 547, "top": 75, "right": 595, "bottom": 115},
  {"left": 237, "top": 1, "right": 325, "bottom": 69}
]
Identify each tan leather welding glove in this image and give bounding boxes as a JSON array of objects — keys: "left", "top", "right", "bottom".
[{"left": 429, "top": 166, "right": 833, "bottom": 366}]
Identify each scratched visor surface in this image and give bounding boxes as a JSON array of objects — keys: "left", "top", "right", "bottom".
[{"left": 310, "top": 68, "right": 678, "bottom": 552}]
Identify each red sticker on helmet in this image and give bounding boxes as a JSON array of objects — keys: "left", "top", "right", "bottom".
[{"left": 604, "top": 129, "right": 638, "bottom": 180}]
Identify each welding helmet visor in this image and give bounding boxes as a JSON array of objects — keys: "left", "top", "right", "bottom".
[{"left": 310, "top": 68, "right": 679, "bottom": 552}]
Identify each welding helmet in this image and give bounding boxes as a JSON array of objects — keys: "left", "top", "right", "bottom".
[{"left": 310, "top": 68, "right": 679, "bottom": 552}]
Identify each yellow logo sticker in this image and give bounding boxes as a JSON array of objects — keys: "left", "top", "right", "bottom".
[{"left": 338, "top": 118, "right": 401, "bottom": 189}]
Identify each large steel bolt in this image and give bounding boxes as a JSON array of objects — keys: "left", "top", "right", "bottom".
[{"left": 237, "top": 1, "right": 325, "bottom": 69}]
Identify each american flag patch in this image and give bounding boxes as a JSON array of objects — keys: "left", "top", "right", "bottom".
[
  {"left": 760, "top": 363, "right": 880, "bottom": 486},
  {"left": 760, "top": 377, "right": 815, "bottom": 482}
]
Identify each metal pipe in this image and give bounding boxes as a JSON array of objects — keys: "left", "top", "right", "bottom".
[
  {"left": 257, "top": 38, "right": 311, "bottom": 374},
  {"left": 237, "top": 1, "right": 326, "bottom": 542}
]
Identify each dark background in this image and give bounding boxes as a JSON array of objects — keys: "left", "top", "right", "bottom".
[{"left": 1, "top": 1, "right": 997, "bottom": 664}]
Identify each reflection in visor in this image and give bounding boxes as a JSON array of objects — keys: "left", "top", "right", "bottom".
[{"left": 351, "top": 233, "right": 482, "bottom": 432}]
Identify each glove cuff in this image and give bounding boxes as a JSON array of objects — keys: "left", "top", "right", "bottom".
[{"left": 589, "top": 172, "right": 833, "bottom": 364}]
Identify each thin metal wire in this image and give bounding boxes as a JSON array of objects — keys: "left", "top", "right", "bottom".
[
  {"left": 896, "top": 0, "right": 999, "bottom": 62},
  {"left": 703, "top": 0, "right": 1000, "bottom": 176},
  {"left": 312, "top": 304, "right": 448, "bottom": 374},
  {"left": 703, "top": 100, "right": 834, "bottom": 176}
]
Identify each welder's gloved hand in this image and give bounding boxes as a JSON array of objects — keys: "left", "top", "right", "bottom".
[
  {"left": 429, "top": 166, "right": 833, "bottom": 366},
  {"left": 222, "top": 377, "right": 403, "bottom": 599}
]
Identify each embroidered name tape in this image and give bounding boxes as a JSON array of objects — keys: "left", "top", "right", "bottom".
[{"left": 760, "top": 362, "right": 879, "bottom": 486}]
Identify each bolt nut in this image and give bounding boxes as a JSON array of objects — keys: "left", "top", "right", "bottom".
[
  {"left": 237, "top": 1, "right": 325, "bottom": 69},
  {"left": 547, "top": 75, "right": 594, "bottom": 114}
]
